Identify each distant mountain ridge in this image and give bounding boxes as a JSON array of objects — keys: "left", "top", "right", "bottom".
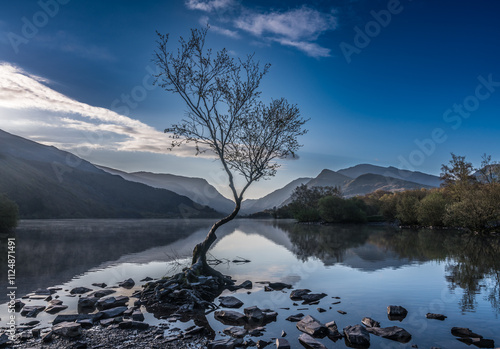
[
  {"left": 0, "top": 129, "right": 217, "bottom": 219},
  {"left": 97, "top": 166, "right": 235, "bottom": 214}
]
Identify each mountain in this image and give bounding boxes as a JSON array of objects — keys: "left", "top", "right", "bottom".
[
  {"left": 342, "top": 173, "right": 433, "bottom": 197},
  {"left": 0, "top": 129, "right": 218, "bottom": 219},
  {"left": 337, "top": 164, "right": 441, "bottom": 187},
  {"left": 241, "top": 177, "right": 311, "bottom": 214},
  {"left": 305, "top": 169, "right": 352, "bottom": 188},
  {"left": 97, "top": 166, "right": 235, "bottom": 214}
]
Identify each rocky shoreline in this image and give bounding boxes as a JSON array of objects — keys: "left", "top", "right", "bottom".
[{"left": 0, "top": 278, "right": 497, "bottom": 349}]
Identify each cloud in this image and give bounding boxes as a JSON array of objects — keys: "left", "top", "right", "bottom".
[
  {"left": 273, "top": 38, "right": 331, "bottom": 58},
  {"left": 199, "top": 16, "right": 240, "bottom": 39},
  {"left": 185, "top": 0, "right": 234, "bottom": 12},
  {"left": 0, "top": 63, "right": 207, "bottom": 158}
]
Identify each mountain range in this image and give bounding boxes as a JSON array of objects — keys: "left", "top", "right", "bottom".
[
  {"left": 0, "top": 129, "right": 217, "bottom": 219},
  {"left": 0, "top": 129, "right": 442, "bottom": 218}
]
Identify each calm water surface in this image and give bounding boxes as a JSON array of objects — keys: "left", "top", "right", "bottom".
[{"left": 1, "top": 219, "right": 499, "bottom": 348}]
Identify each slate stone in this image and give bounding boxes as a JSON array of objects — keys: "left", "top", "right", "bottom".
[
  {"left": 276, "top": 338, "right": 291, "bottom": 349},
  {"left": 214, "top": 310, "right": 247, "bottom": 326},
  {"left": 70, "top": 287, "right": 92, "bottom": 295},
  {"left": 451, "top": 327, "right": 483, "bottom": 338},
  {"left": 361, "top": 317, "right": 380, "bottom": 328},
  {"left": 96, "top": 295, "right": 129, "bottom": 310},
  {"left": 296, "top": 315, "right": 328, "bottom": 337},
  {"left": 426, "top": 313, "right": 447, "bottom": 321},
  {"left": 223, "top": 326, "right": 248, "bottom": 338},
  {"left": 268, "top": 282, "right": 292, "bottom": 290},
  {"left": 52, "top": 322, "right": 82, "bottom": 338},
  {"left": 98, "top": 306, "right": 128, "bottom": 319},
  {"left": 118, "top": 278, "right": 135, "bottom": 288},
  {"left": 344, "top": 324, "right": 370, "bottom": 348},
  {"left": 207, "top": 337, "right": 243, "bottom": 349},
  {"left": 301, "top": 293, "right": 327, "bottom": 304},
  {"left": 367, "top": 326, "right": 412, "bottom": 343},
  {"left": 298, "top": 333, "right": 327, "bottom": 349},
  {"left": 219, "top": 296, "right": 244, "bottom": 309},
  {"left": 387, "top": 305, "right": 408, "bottom": 321},
  {"left": 290, "top": 289, "right": 311, "bottom": 300},
  {"left": 286, "top": 313, "right": 305, "bottom": 322},
  {"left": 118, "top": 320, "right": 149, "bottom": 330}
]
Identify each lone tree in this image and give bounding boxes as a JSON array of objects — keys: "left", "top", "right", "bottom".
[{"left": 154, "top": 27, "right": 308, "bottom": 279}]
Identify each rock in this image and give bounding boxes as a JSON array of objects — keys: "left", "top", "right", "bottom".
[
  {"left": 296, "top": 315, "right": 328, "bottom": 337},
  {"left": 298, "top": 333, "right": 327, "bottom": 349},
  {"left": 13, "top": 299, "right": 25, "bottom": 312},
  {"left": 92, "top": 283, "right": 107, "bottom": 288},
  {"left": 96, "top": 295, "right": 129, "bottom": 310},
  {"left": 451, "top": 327, "right": 483, "bottom": 338},
  {"left": 73, "top": 340, "right": 88, "bottom": 349},
  {"left": 301, "top": 293, "right": 327, "bottom": 304},
  {"left": 207, "top": 337, "right": 243, "bottom": 349},
  {"left": 98, "top": 306, "right": 128, "bottom": 319},
  {"left": 457, "top": 337, "right": 495, "bottom": 348},
  {"left": 88, "top": 289, "right": 116, "bottom": 298},
  {"left": 337, "top": 310, "right": 347, "bottom": 315},
  {"left": 223, "top": 326, "right": 248, "bottom": 338},
  {"left": 325, "top": 321, "right": 342, "bottom": 339},
  {"left": 132, "top": 309, "right": 145, "bottom": 321},
  {"left": 53, "top": 313, "right": 101, "bottom": 325},
  {"left": 44, "top": 304, "right": 68, "bottom": 314},
  {"left": 426, "top": 313, "right": 447, "bottom": 320},
  {"left": 290, "top": 289, "right": 311, "bottom": 300},
  {"left": 244, "top": 306, "right": 264, "bottom": 322},
  {"left": 361, "top": 317, "right": 380, "bottom": 328},
  {"left": 76, "top": 318, "right": 94, "bottom": 329},
  {"left": 317, "top": 308, "right": 326, "bottom": 313},
  {"left": 78, "top": 296, "right": 99, "bottom": 309},
  {"left": 0, "top": 333, "right": 11, "bottom": 347},
  {"left": 367, "top": 326, "right": 412, "bottom": 343},
  {"left": 247, "top": 326, "right": 266, "bottom": 337},
  {"left": 20, "top": 305, "right": 46, "bottom": 317},
  {"left": 268, "top": 282, "right": 292, "bottom": 290},
  {"left": 256, "top": 339, "right": 270, "bottom": 348},
  {"left": 219, "top": 296, "right": 244, "bottom": 308},
  {"left": 281, "top": 330, "right": 287, "bottom": 337},
  {"left": 118, "top": 320, "right": 149, "bottom": 330},
  {"left": 34, "top": 288, "right": 53, "bottom": 295},
  {"left": 118, "top": 278, "right": 135, "bottom": 288},
  {"left": 41, "top": 331, "right": 53, "bottom": 342},
  {"left": 214, "top": 310, "right": 247, "bottom": 325},
  {"left": 140, "top": 277, "right": 153, "bottom": 282},
  {"left": 264, "top": 286, "right": 273, "bottom": 292},
  {"left": 184, "top": 326, "right": 204, "bottom": 336},
  {"left": 52, "top": 321, "right": 82, "bottom": 338},
  {"left": 70, "top": 287, "right": 92, "bottom": 295},
  {"left": 276, "top": 338, "right": 291, "bottom": 349},
  {"left": 286, "top": 313, "right": 305, "bottom": 322},
  {"left": 344, "top": 324, "right": 370, "bottom": 348},
  {"left": 239, "top": 280, "right": 253, "bottom": 289},
  {"left": 32, "top": 328, "right": 41, "bottom": 338},
  {"left": 100, "top": 318, "right": 119, "bottom": 327},
  {"left": 387, "top": 305, "right": 408, "bottom": 321}
]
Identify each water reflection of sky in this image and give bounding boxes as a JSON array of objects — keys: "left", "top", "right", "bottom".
[{"left": 0, "top": 219, "right": 498, "bottom": 348}]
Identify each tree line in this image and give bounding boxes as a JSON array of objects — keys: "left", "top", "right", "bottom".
[
  {"left": 0, "top": 193, "right": 18, "bottom": 232},
  {"left": 272, "top": 154, "right": 500, "bottom": 234}
]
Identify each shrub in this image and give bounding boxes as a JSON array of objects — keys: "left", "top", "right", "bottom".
[
  {"left": 417, "top": 191, "right": 448, "bottom": 227},
  {"left": 0, "top": 194, "right": 19, "bottom": 231}
]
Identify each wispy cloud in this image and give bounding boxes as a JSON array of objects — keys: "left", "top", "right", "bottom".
[
  {"left": 0, "top": 63, "right": 205, "bottom": 157},
  {"left": 186, "top": 3, "right": 337, "bottom": 58},
  {"left": 185, "top": 0, "right": 234, "bottom": 12}
]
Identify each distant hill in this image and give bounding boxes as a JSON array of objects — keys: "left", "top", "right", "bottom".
[
  {"left": 337, "top": 164, "right": 441, "bottom": 187},
  {"left": 305, "top": 169, "right": 352, "bottom": 188},
  {"left": 97, "top": 166, "right": 235, "bottom": 214},
  {"left": 241, "top": 177, "right": 311, "bottom": 214},
  {"left": 342, "top": 173, "right": 433, "bottom": 197},
  {"left": 0, "top": 129, "right": 218, "bottom": 219}
]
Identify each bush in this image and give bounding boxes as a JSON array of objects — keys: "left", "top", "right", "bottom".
[
  {"left": 417, "top": 191, "right": 448, "bottom": 227},
  {"left": 0, "top": 194, "right": 19, "bottom": 231},
  {"left": 318, "top": 196, "right": 367, "bottom": 223}
]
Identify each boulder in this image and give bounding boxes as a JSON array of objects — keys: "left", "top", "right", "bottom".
[
  {"left": 98, "top": 306, "right": 128, "bottom": 319},
  {"left": 44, "top": 304, "right": 68, "bottom": 314},
  {"left": 207, "top": 337, "right": 243, "bottom": 349},
  {"left": 118, "top": 278, "right": 135, "bottom": 288},
  {"left": 219, "top": 296, "right": 244, "bottom": 309},
  {"left": 96, "top": 295, "right": 129, "bottom": 310},
  {"left": 367, "top": 326, "right": 412, "bottom": 343},
  {"left": 52, "top": 322, "right": 82, "bottom": 338},
  {"left": 256, "top": 339, "right": 270, "bottom": 348},
  {"left": 223, "top": 326, "right": 248, "bottom": 338},
  {"left": 34, "top": 288, "right": 53, "bottom": 295},
  {"left": 0, "top": 333, "right": 11, "bottom": 347},
  {"left": 14, "top": 299, "right": 25, "bottom": 312},
  {"left": 457, "top": 337, "right": 495, "bottom": 348},
  {"left": 344, "top": 324, "right": 370, "bottom": 348},
  {"left": 268, "top": 282, "right": 292, "bottom": 290},
  {"left": 248, "top": 327, "right": 266, "bottom": 337},
  {"left": 244, "top": 306, "right": 264, "bottom": 322},
  {"left": 290, "top": 289, "right": 311, "bottom": 300},
  {"left": 78, "top": 297, "right": 98, "bottom": 309},
  {"left": 214, "top": 310, "right": 247, "bottom": 326},
  {"left": 301, "top": 293, "right": 327, "bottom": 304},
  {"left": 70, "top": 287, "right": 92, "bottom": 295},
  {"left": 298, "top": 333, "right": 327, "bottom": 349},
  {"left": 387, "top": 305, "right": 408, "bottom": 321},
  {"left": 296, "top": 315, "right": 328, "bottom": 337},
  {"left": 426, "top": 313, "right": 447, "bottom": 321},
  {"left": 451, "top": 327, "right": 483, "bottom": 338},
  {"left": 20, "top": 305, "right": 46, "bottom": 317},
  {"left": 276, "top": 338, "right": 291, "bottom": 349},
  {"left": 91, "top": 283, "right": 107, "bottom": 288},
  {"left": 325, "top": 321, "right": 342, "bottom": 339},
  {"left": 263, "top": 310, "right": 278, "bottom": 322},
  {"left": 88, "top": 289, "right": 115, "bottom": 298},
  {"left": 361, "top": 317, "right": 380, "bottom": 328},
  {"left": 286, "top": 313, "right": 305, "bottom": 322},
  {"left": 132, "top": 310, "right": 145, "bottom": 322},
  {"left": 53, "top": 313, "right": 100, "bottom": 325}
]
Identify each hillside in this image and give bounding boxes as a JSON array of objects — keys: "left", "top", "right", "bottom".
[
  {"left": 97, "top": 166, "right": 235, "bottom": 214},
  {"left": 342, "top": 173, "right": 434, "bottom": 197},
  {"left": 0, "top": 129, "right": 218, "bottom": 219}
]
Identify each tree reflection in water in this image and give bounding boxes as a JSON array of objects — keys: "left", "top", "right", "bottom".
[{"left": 278, "top": 222, "right": 500, "bottom": 314}]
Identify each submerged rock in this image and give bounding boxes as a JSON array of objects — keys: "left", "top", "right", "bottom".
[
  {"left": 219, "top": 296, "right": 244, "bottom": 309},
  {"left": 457, "top": 337, "right": 495, "bottom": 348},
  {"left": 298, "top": 333, "right": 327, "bottom": 349},
  {"left": 367, "top": 326, "right": 412, "bottom": 343},
  {"left": 296, "top": 315, "right": 328, "bottom": 337},
  {"left": 343, "top": 324, "right": 370, "bottom": 348},
  {"left": 290, "top": 289, "right": 311, "bottom": 300},
  {"left": 207, "top": 337, "right": 243, "bottom": 349},
  {"left": 286, "top": 313, "right": 305, "bottom": 322},
  {"left": 387, "top": 305, "right": 408, "bottom": 321},
  {"left": 223, "top": 326, "right": 248, "bottom": 338},
  {"left": 268, "top": 282, "right": 292, "bottom": 290},
  {"left": 214, "top": 310, "right": 247, "bottom": 326},
  {"left": 426, "top": 313, "right": 447, "bottom": 321},
  {"left": 451, "top": 327, "right": 483, "bottom": 338}
]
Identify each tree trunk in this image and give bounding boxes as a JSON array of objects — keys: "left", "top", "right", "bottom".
[{"left": 190, "top": 201, "right": 241, "bottom": 280}]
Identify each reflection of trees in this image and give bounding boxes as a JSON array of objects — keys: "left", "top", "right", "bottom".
[{"left": 276, "top": 223, "right": 373, "bottom": 263}]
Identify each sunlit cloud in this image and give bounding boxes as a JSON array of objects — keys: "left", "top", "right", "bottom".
[
  {"left": 185, "top": 0, "right": 234, "bottom": 12},
  {"left": 0, "top": 62, "right": 207, "bottom": 158}
]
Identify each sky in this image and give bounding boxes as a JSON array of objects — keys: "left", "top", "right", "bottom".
[{"left": 0, "top": 0, "right": 499, "bottom": 199}]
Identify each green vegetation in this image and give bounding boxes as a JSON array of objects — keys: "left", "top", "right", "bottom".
[
  {"left": 0, "top": 193, "right": 19, "bottom": 231},
  {"left": 281, "top": 154, "right": 500, "bottom": 234}
]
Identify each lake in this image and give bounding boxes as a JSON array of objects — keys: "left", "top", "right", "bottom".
[{"left": 1, "top": 219, "right": 499, "bottom": 348}]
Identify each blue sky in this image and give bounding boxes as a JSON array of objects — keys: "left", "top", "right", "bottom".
[{"left": 1, "top": 0, "right": 499, "bottom": 199}]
